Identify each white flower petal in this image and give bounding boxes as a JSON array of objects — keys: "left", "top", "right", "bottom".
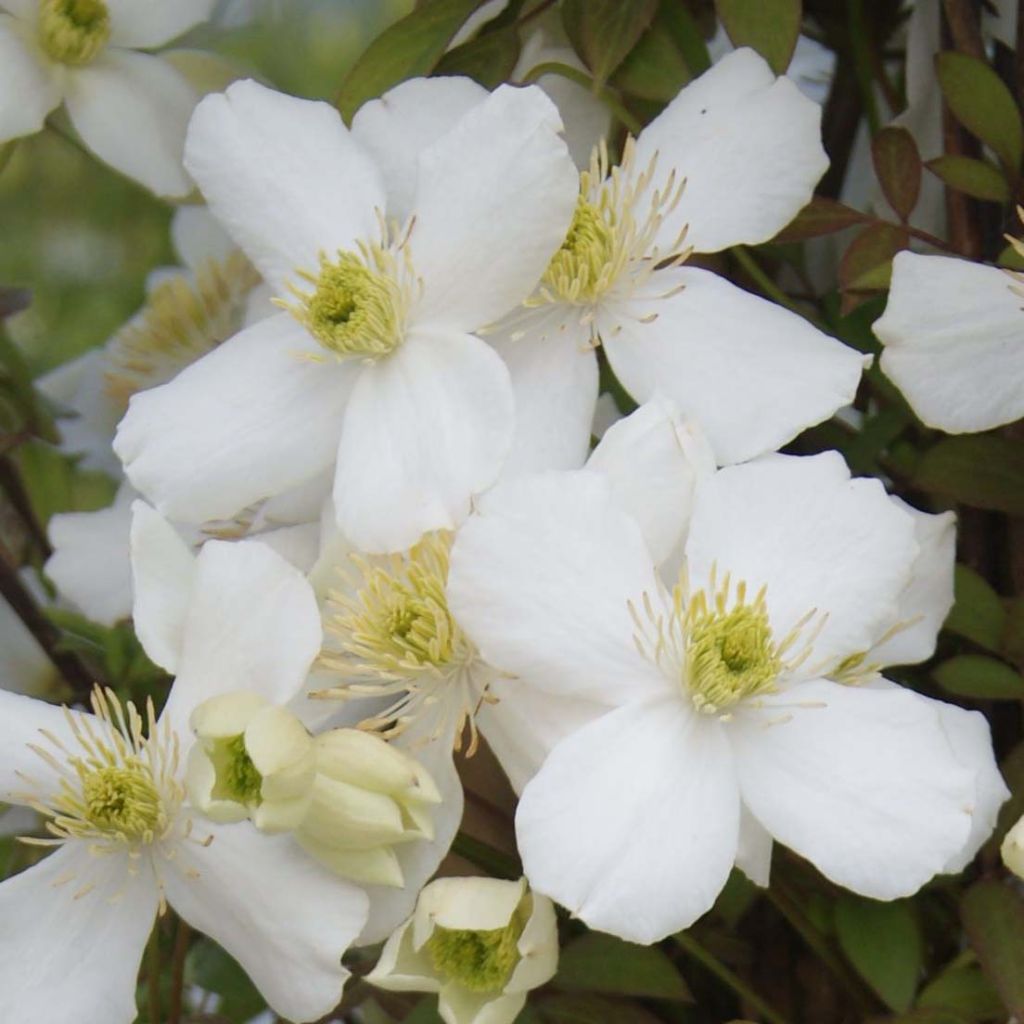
[
  {"left": 333, "top": 328, "right": 514, "bottom": 553},
  {"left": 164, "top": 822, "right": 367, "bottom": 1023},
  {"left": 602, "top": 267, "right": 865, "bottom": 465},
  {"left": 587, "top": 396, "right": 715, "bottom": 566},
  {"left": 631, "top": 47, "right": 828, "bottom": 254},
  {"left": 870, "top": 500, "right": 955, "bottom": 667},
  {"left": 685, "top": 452, "right": 919, "bottom": 672},
  {"left": 171, "top": 205, "right": 235, "bottom": 268},
  {"left": 185, "top": 79, "right": 385, "bottom": 294},
  {"left": 490, "top": 311, "right": 598, "bottom": 479},
  {"left": 46, "top": 486, "right": 134, "bottom": 626},
  {"left": 517, "top": 697, "right": 739, "bottom": 943},
  {"left": 441, "top": 987, "right": 525, "bottom": 1024},
  {"left": 107, "top": 0, "right": 215, "bottom": 47},
  {"left": 128, "top": 499, "right": 197, "bottom": 673},
  {"left": 0, "top": 15, "right": 61, "bottom": 144},
  {"left": 255, "top": 522, "right": 321, "bottom": 574},
  {"left": 410, "top": 83, "right": 578, "bottom": 332},
  {"left": 64, "top": 50, "right": 197, "bottom": 197},
  {"left": 160, "top": 539, "right": 322, "bottom": 736},
  {"left": 366, "top": 918, "right": 441, "bottom": 991},
  {"left": 0, "top": 844, "right": 157, "bottom": 1024},
  {"left": 115, "top": 313, "right": 355, "bottom": 524},
  {"left": 735, "top": 805, "right": 773, "bottom": 887},
  {"left": 876, "top": 251, "right": 1024, "bottom": 432},
  {"left": 448, "top": 470, "right": 667, "bottom": 704},
  {"left": 351, "top": 75, "right": 489, "bottom": 224},
  {"left": 732, "top": 679, "right": 975, "bottom": 899}
]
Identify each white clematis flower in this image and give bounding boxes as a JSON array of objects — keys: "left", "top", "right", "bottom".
[
  {"left": 447, "top": 451, "right": 994, "bottom": 943},
  {"left": 113, "top": 77, "right": 579, "bottom": 553},
  {"left": 874, "top": 249, "right": 1024, "bottom": 433},
  {"left": 0, "top": 0, "right": 217, "bottom": 195},
  {"left": 0, "top": 509, "right": 373, "bottom": 1023},
  {"left": 368, "top": 876, "right": 558, "bottom": 1024}
]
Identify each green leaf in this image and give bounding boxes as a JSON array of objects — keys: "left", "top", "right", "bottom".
[
  {"left": 435, "top": 24, "right": 522, "bottom": 88},
  {"left": 987, "top": 741, "right": 1024, "bottom": 859},
  {"left": 835, "top": 896, "right": 922, "bottom": 1011},
  {"left": 336, "top": 0, "right": 487, "bottom": 123},
  {"left": 840, "top": 222, "right": 906, "bottom": 294},
  {"left": 926, "top": 155, "right": 1011, "bottom": 202},
  {"left": 961, "top": 881, "right": 1024, "bottom": 1016},
  {"left": 538, "top": 993, "right": 664, "bottom": 1024},
  {"left": 613, "top": 8, "right": 691, "bottom": 102},
  {"left": 945, "top": 565, "right": 1006, "bottom": 652},
  {"left": 715, "top": 0, "right": 802, "bottom": 75},
  {"left": 918, "top": 964, "right": 1004, "bottom": 1021},
  {"left": 188, "top": 939, "right": 266, "bottom": 1021},
  {"left": 914, "top": 435, "right": 1024, "bottom": 515},
  {"left": 872, "top": 127, "right": 922, "bottom": 221},
  {"left": 555, "top": 932, "right": 692, "bottom": 1001},
  {"left": 934, "top": 654, "right": 1024, "bottom": 699},
  {"left": 562, "top": 0, "right": 659, "bottom": 86},
  {"left": 405, "top": 998, "right": 446, "bottom": 1024},
  {"left": 773, "top": 196, "right": 871, "bottom": 243},
  {"left": 935, "top": 52, "right": 1023, "bottom": 175}
]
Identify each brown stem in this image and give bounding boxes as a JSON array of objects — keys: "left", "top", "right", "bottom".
[
  {"left": 0, "top": 456, "right": 51, "bottom": 558},
  {"left": 943, "top": 0, "right": 986, "bottom": 58}
]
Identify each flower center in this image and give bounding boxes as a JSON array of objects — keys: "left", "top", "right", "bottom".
[
  {"left": 37, "top": 0, "right": 111, "bottom": 66},
  {"left": 104, "top": 251, "right": 261, "bottom": 414},
  {"left": 426, "top": 917, "right": 523, "bottom": 994},
  {"left": 209, "top": 733, "right": 263, "bottom": 804},
  {"left": 542, "top": 195, "right": 619, "bottom": 304},
  {"left": 21, "top": 687, "right": 181, "bottom": 849},
  {"left": 286, "top": 243, "right": 410, "bottom": 359}
]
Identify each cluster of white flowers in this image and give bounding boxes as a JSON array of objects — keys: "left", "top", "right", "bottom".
[{"left": 5, "top": 8, "right": 1021, "bottom": 1021}]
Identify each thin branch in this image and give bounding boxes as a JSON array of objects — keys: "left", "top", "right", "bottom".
[{"left": 0, "top": 456, "right": 50, "bottom": 558}]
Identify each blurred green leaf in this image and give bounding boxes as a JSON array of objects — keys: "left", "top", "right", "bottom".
[
  {"left": 562, "top": 0, "right": 659, "bottom": 86},
  {"left": 1002, "top": 597, "right": 1024, "bottom": 668},
  {"left": 435, "top": 24, "right": 521, "bottom": 88},
  {"left": 926, "top": 155, "right": 1011, "bottom": 202},
  {"left": 773, "top": 197, "right": 870, "bottom": 243},
  {"left": 538, "top": 993, "right": 664, "bottom": 1024},
  {"left": 935, "top": 52, "right": 1023, "bottom": 175},
  {"left": 835, "top": 896, "right": 922, "bottom": 1011},
  {"left": 555, "top": 932, "right": 692, "bottom": 1001},
  {"left": 933, "top": 654, "right": 1024, "bottom": 700},
  {"left": 840, "top": 222, "right": 906, "bottom": 294},
  {"left": 961, "top": 881, "right": 1024, "bottom": 1017},
  {"left": 945, "top": 565, "right": 1006, "bottom": 653},
  {"left": 914, "top": 435, "right": 1024, "bottom": 515},
  {"left": 872, "top": 127, "right": 922, "bottom": 221},
  {"left": 986, "top": 741, "right": 1024, "bottom": 858},
  {"left": 613, "top": 14, "right": 690, "bottom": 100},
  {"left": 918, "top": 964, "right": 1004, "bottom": 1021},
  {"left": 0, "top": 287, "right": 30, "bottom": 320},
  {"left": 405, "top": 998, "right": 446, "bottom": 1023},
  {"left": 715, "top": 0, "right": 801, "bottom": 75},
  {"left": 188, "top": 939, "right": 266, "bottom": 1021},
  {"left": 336, "top": 0, "right": 487, "bottom": 123}
]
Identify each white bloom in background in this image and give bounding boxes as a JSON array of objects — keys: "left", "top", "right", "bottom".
[
  {"left": 0, "top": 0, "right": 217, "bottom": 195},
  {"left": 114, "top": 77, "right": 578, "bottom": 553},
  {"left": 0, "top": 586, "right": 62, "bottom": 698},
  {"left": 448, "top": 451, "right": 1001, "bottom": 943},
  {"left": 1003, "top": 815, "right": 1024, "bottom": 879},
  {"left": 0, "top": 516, "right": 372, "bottom": 1023},
  {"left": 368, "top": 877, "right": 558, "bottom": 1024},
  {"left": 874, "top": 249, "right": 1024, "bottom": 433}
]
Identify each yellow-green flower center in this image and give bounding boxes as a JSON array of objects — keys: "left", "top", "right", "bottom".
[
  {"left": 209, "top": 733, "right": 263, "bottom": 804},
  {"left": 289, "top": 247, "right": 405, "bottom": 359},
  {"left": 38, "top": 0, "right": 111, "bottom": 66},
  {"left": 542, "top": 195, "right": 619, "bottom": 304},
  {"left": 426, "top": 917, "right": 523, "bottom": 994},
  {"left": 79, "top": 761, "right": 162, "bottom": 840}
]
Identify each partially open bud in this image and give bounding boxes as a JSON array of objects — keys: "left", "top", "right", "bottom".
[
  {"left": 186, "top": 692, "right": 316, "bottom": 833},
  {"left": 294, "top": 729, "right": 441, "bottom": 888},
  {"left": 368, "top": 877, "right": 558, "bottom": 1024},
  {"left": 1001, "top": 815, "right": 1024, "bottom": 879}
]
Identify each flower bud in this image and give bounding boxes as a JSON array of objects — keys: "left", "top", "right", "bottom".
[
  {"left": 368, "top": 877, "right": 558, "bottom": 1024},
  {"left": 1001, "top": 814, "right": 1024, "bottom": 879}
]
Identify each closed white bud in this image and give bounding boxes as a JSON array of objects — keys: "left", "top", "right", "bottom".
[{"left": 1001, "top": 815, "right": 1024, "bottom": 880}]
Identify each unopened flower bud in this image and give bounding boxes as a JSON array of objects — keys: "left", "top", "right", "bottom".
[{"left": 1002, "top": 815, "right": 1024, "bottom": 880}]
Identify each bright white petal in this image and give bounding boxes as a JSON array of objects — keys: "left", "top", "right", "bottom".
[
  {"left": 0, "top": 16, "right": 61, "bottom": 144},
  {"left": 160, "top": 539, "right": 322, "bottom": 736},
  {"left": 0, "top": 844, "right": 157, "bottom": 1024},
  {"left": 732, "top": 679, "right": 975, "bottom": 898},
  {"left": 115, "top": 313, "right": 355, "bottom": 524},
  {"left": 490, "top": 310, "right": 598, "bottom": 479},
  {"left": 171, "top": 204, "right": 235, "bottom": 268},
  {"left": 333, "top": 328, "right": 513, "bottom": 553},
  {"left": 107, "top": 0, "right": 215, "bottom": 47},
  {"left": 410, "top": 84, "right": 578, "bottom": 332},
  {"left": 602, "top": 267, "right": 865, "bottom": 465},
  {"left": 45, "top": 487, "right": 134, "bottom": 626},
  {"left": 448, "top": 470, "right": 667, "bottom": 704},
  {"left": 587, "top": 395, "right": 715, "bottom": 566},
  {"left": 185, "top": 79, "right": 385, "bottom": 294},
  {"left": 255, "top": 522, "right": 321, "bottom": 574},
  {"left": 735, "top": 805, "right": 773, "bottom": 887},
  {"left": 870, "top": 500, "right": 955, "bottom": 667},
  {"left": 876, "top": 251, "right": 1024, "bottom": 432},
  {"left": 631, "top": 47, "right": 828, "bottom": 254},
  {"left": 65, "top": 50, "right": 197, "bottom": 197},
  {"left": 351, "top": 75, "right": 489, "bottom": 224},
  {"left": 164, "top": 822, "right": 366, "bottom": 1022},
  {"left": 129, "top": 499, "right": 197, "bottom": 673},
  {"left": 685, "top": 452, "right": 919, "bottom": 672},
  {"left": 517, "top": 697, "right": 739, "bottom": 943}
]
